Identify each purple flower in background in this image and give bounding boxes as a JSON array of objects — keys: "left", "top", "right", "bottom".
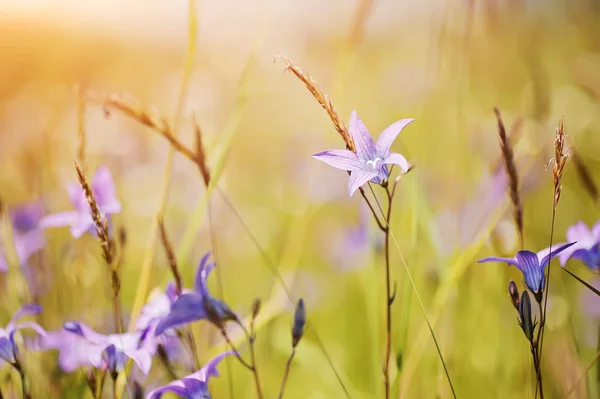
[
  {"left": 29, "top": 329, "right": 96, "bottom": 372},
  {"left": 61, "top": 321, "right": 156, "bottom": 374},
  {"left": 146, "top": 351, "right": 235, "bottom": 399},
  {"left": 0, "top": 203, "right": 45, "bottom": 272},
  {"left": 313, "top": 111, "right": 413, "bottom": 196},
  {"left": 478, "top": 243, "right": 576, "bottom": 296},
  {"left": 548, "top": 221, "right": 600, "bottom": 270},
  {"left": 0, "top": 304, "right": 45, "bottom": 364},
  {"left": 136, "top": 284, "right": 186, "bottom": 332},
  {"left": 40, "top": 166, "right": 121, "bottom": 238},
  {"left": 155, "top": 253, "right": 238, "bottom": 336}
]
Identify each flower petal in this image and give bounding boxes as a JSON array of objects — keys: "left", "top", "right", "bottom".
[
  {"left": 516, "top": 250, "right": 544, "bottom": 293},
  {"left": 195, "top": 253, "right": 216, "bottom": 296},
  {"left": 348, "top": 111, "right": 377, "bottom": 160},
  {"left": 63, "top": 321, "right": 107, "bottom": 344},
  {"left": 538, "top": 242, "right": 577, "bottom": 268},
  {"left": 348, "top": 170, "right": 378, "bottom": 196},
  {"left": 0, "top": 337, "right": 16, "bottom": 363},
  {"left": 92, "top": 167, "right": 121, "bottom": 214},
  {"left": 383, "top": 153, "right": 409, "bottom": 173},
  {"left": 592, "top": 220, "right": 600, "bottom": 242},
  {"left": 192, "top": 350, "right": 237, "bottom": 382},
  {"left": 14, "top": 230, "right": 45, "bottom": 266},
  {"left": 477, "top": 256, "right": 519, "bottom": 267},
  {"left": 13, "top": 322, "right": 47, "bottom": 338},
  {"left": 312, "top": 150, "right": 362, "bottom": 171},
  {"left": 537, "top": 242, "right": 577, "bottom": 267},
  {"left": 146, "top": 383, "right": 188, "bottom": 399},
  {"left": 7, "top": 304, "right": 42, "bottom": 331},
  {"left": 376, "top": 118, "right": 414, "bottom": 157},
  {"left": 39, "top": 211, "right": 81, "bottom": 229},
  {"left": 182, "top": 379, "right": 210, "bottom": 396},
  {"left": 155, "top": 294, "right": 206, "bottom": 336},
  {"left": 125, "top": 347, "right": 153, "bottom": 375},
  {"left": 566, "top": 222, "right": 594, "bottom": 247}
]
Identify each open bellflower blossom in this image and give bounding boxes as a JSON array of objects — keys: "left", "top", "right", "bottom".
[
  {"left": 549, "top": 221, "right": 600, "bottom": 270},
  {"left": 40, "top": 166, "right": 121, "bottom": 238},
  {"left": 478, "top": 242, "right": 576, "bottom": 295},
  {"left": 155, "top": 253, "right": 237, "bottom": 336},
  {"left": 62, "top": 321, "right": 156, "bottom": 374},
  {"left": 0, "top": 203, "right": 45, "bottom": 272},
  {"left": 313, "top": 111, "right": 413, "bottom": 196},
  {"left": 0, "top": 304, "right": 46, "bottom": 364},
  {"left": 146, "top": 351, "right": 235, "bottom": 399}
]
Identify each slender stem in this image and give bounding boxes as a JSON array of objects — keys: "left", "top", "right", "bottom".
[
  {"left": 534, "top": 301, "right": 545, "bottom": 399},
  {"left": 247, "top": 317, "right": 264, "bottom": 399},
  {"left": 112, "top": 375, "right": 119, "bottom": 399},
  {"left": 220, "top": 328, "right": 254, "bottom": 371},
  {"left": 13, "top": 361, "right": 30, "bottom": 399},
  {"left": 358, "top": 186, "right": 385, "bottom": 230},
  {"left": 531, "top": 344, "right": 543, "bottom": 399},
  {"left": 157, "top": 344, "right": 179, "bottom": 381},
  {"left": 382, "top": 186, "right": 393, "bottom": 399},
  {"left": 278, "top": 348, "right": 296, "bottom": 399},
  {"left": 95, "top": 368, "right": 106, "bottom": 399}
]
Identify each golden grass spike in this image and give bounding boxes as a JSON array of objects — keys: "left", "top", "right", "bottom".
[{"left": 494, "top": 108, "right": 523, "bottom": 249}]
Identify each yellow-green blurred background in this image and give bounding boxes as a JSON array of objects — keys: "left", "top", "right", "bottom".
[{"left": 2, "top": 0, "right": 600, "bottom": 397}]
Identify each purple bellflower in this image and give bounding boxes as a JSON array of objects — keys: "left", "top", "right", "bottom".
[
  {"left": 313, "top": 111, "right": 413, "bottom": 196},
  {"left": 155, "top": 253, "right": 238, "bottom": 336},
  {"left": 549, "top": 221, "right": 600, "bottom": 270},
  {"left": 0, "top": 203, "right": 45, "bottom": 272},
  {"left": 0, "top": 304, "right": 46, "bottom": 364},
  {"left": 40, "top": 166, "right": 121, "bottom": 238},
  {"left": 62, "top": 321, "right": 156, "bottom": 375},
  {"left": 146, "top": 351, "right": 235, "bottom": 399},
  {"left": 136, "top": 283, "right": 193, "bottom": 332},
  {"left": 30, "top": 328, "right": 97, "bottom": 372},
  {"left": 478, "top": 242, "right": 576, "bottom": 297}
]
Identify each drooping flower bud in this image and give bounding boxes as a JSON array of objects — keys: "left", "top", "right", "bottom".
[
  {"left": 251, "top": 298, "right": 262, "bottom": 320},
  {"left": 508, "top": 280, "right": 519, "bottom": 310},
  {"left": 203, "top": 295, "right": 238, "bottom": 330},
  {"left": 292, "top": 299, "right": 306, "bottom": 348}
]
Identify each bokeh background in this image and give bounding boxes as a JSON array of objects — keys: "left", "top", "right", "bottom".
[{"left": 1, "top": 0, "right": 600, "bottom": 397}]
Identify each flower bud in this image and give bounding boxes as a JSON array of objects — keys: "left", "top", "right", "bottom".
[
  {"left": 203, "top": 295, "right": 238, "bottom": 330},
  {"left": 251, "top": 298, "right": 261, "bottom": 320},
  {"left": 508, "top": 280, "right": 519, "bottom": 310},
  {"left": 518, "top": 291, "right": 535, "bottom": 342},
  {"left": 292, "top": 299, "right": 306, "bottom": 348}
]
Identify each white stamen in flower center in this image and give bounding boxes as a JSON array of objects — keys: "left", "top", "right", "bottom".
[{"left": 366, "top": 157, "right": 382, "bottom": 170}]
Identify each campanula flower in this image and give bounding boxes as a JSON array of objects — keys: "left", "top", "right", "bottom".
[
  {"left": 61, "top": 321, "right": 156, "bottom": 374},
  {"left": 40, "top": 166, "right": 121, "bottom": 238},
  {"left": 155, "top": 253, "right": 238, "bottom": 336},
  {"left": 478, "top": 242, "right": 576, "bottom": 297},
  {"left": 0, "top": 203, "right": 45, "bottom": 272},
  {"left": 313, "top": 111, "right": 413, "bottom": 196},
  {"left": 547, "top": 221, "right": 600, "bottom": 270},
  {"left": 137, "top": 283, "right": 192, "bottom": 332},
  {"left": 146, "top": 351, "right": 235, "bottom": 399},
  {"left": 0, "top": 304, "right": 45, "bottom": 364}
]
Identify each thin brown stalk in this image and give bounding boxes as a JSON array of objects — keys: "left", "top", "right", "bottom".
[
  {"left": 494, "top": 108, "right": 524, "bottom": 249},
  {"left": 248, "top": 306, "right": 263, "bottom": 399},
  {"left": 219, "top": 327, "right": 254, "bottom": 371},
  {"left": 537, "top": 115, "right": 569, "bottom": 397},
  {"left": 75, "top": 162, "right": 122, "bottom": 333},
  {"left": 278, "top": 56, "right": 354, "bottom": 151},
  {"left": 192, "top": 116, "right": 211, "bottom": 186},
  {"left": 346, "top": 0, "right": 374, "bottom": 47},
  {"left": 76, "top": 85, "right": 87, "bottom": 174},
  {"left": 157, "top": 219, "right": 183, "bottom": 295},
  {"left": 278, "top": 348, "right": 296, "bottom": 399}
]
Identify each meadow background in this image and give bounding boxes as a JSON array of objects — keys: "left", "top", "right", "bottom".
[{"left": 1, "top": 0, "right": 600, "bottom": 397}]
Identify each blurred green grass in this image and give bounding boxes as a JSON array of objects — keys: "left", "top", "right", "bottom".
[{"left": 1, "top": 1, "right": 600, "bottom": 397}]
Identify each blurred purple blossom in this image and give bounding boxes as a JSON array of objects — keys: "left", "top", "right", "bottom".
[
  {"left": 0, "top": 304, "right": 45, "bottom": 364},
  {"left": 313, "top": 111, "right": 413, "bottom": 196},
  {"left": 146, "top": 350, "right": 235, "bottom": 399},
  {"left": 40, "top": 166, "right": 121, "bottom": 238},
  {"left": 0, "top": 203, "right": 45, "bottom": 272},
  {"left": 57, "top": 321, "right": 156, "bottom": 374},
  {"left": 478, "top": 243, "right": 576, "bottom": 295},
  {"left": 155, "top": 253, "right": 238, "bottom": 336},
  {"left": 547, "top": 221, "right": 600, "bottom": 270}
]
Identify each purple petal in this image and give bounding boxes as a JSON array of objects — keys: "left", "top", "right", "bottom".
[
  {"left": 516, "top": 250, "right": 544, "bottom": 292},
  {"left": 592, "top": 220, "right": 600, "bottom": 242},
  {"left": 477, "top": 256, "right": 519, "bottom": 267},
  {"left": 348, "top": 111, "right": 377, "bottom": 160},
  {"left": 63, "top": 321, "right": 107, "bottom": 344},
  {"left": 69, "top": 215, "right": 95, "bottom": 239},
  {"left": 191, "top": 350, "right": 237, "bottom": 382},
  {"left": 0, "top": 337, "right": 16, "bottom": 363},
  {"left": 92, "top": 166, "right": 121, "bottom": 214},
  {"left": 39, "top": 211, "right": 81, "bottom": 229},
  {"left": 348, "top": 170, "right": 378, "bottom": 196},
  {"left": 0, "top": 254, "right": 8, "bottom": 273},
  {"left": 124, "top": 347, "right": 153, "bottom": 375},
  {"left": 537, "top": 242, "right": 577, "bottom": 267},
  {"left": 312, "top": 149, "right": 363, "bottom": 171},
  {"left": 29, "top": 330, "right": 95, "bottom": 372},
  {"left": 13, "top": 322, "right": 47, "bottom": 338},
  {"left": 383, "top": 153, "right": 409, "bottom": 173},
  {"left": 375, "top": 118, "right": 414, "bottom": 157},
  {"left": 146, "top": 382, "right": 188, "bottom": 399},
  {"left": 7, "top": 304, "right": 42, "bottom": 331},
  {"left": 155, "top": 294, "right": 206, "bottom": 336},
  {"left": 9, "top": 203, "right": 44, "bottom": 233},
  {"left": 182, "top": 378, "right": 210, "bottom": 396},
  {"left": 67, "top": 183, "right": 87, "bottom": 212},
  {"left": 539, "top": 242, "right": 577, "bottom": 268},
  {"left": 194, "top": 253, "right": 216, "bottom": 296},
  {"left": 566, "top": 222, "right": 593, "bottom": 244},
  {"left": 14, "top": 230, "right": 45, "bottom": 266}
]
